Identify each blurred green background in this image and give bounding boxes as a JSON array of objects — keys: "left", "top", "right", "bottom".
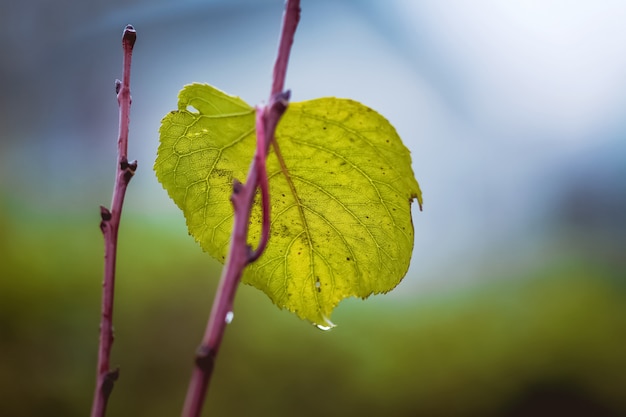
[{"left": 1, "top": 1, "right": 626, "bottom": 416}]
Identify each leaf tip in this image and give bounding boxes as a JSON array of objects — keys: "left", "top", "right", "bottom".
[
  {"left": 412, "top": 183, "right": 424, "bottom": 211},
  {"left": 416, "top": 195, "right": 423, "bottom": 211}
]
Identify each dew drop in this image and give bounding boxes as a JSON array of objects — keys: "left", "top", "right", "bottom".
[
  {"left": 314, "top": 316, "right": 335, "bottom": 331},
  {"left": 225, "top": 311, "right": 234, "bottom": 324},
  {"left": 316, "top": 323, "right": 333, "bottom": 331}
]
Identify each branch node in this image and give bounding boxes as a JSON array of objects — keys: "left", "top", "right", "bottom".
[
  {"left": 232, "top": 179, "right": 244, "bottom": 195},
  {"left": 102, "top": 367, "right": 120, "bottom": 399},
  {"left": 195, "top": 346, "right": 216, "bottom": 374},
  {"left": 99, "top": 206, "right": 112, "bottom": 233},
  {"left": 120, "top": 157, "right": 138, "bottom": 182},
  {"left": 266, "top": 90, "right": 290, "bottom": 133},
  {"left": 115, "top": 79, "right": 122, "bottom": 94},
  {"left": 100, "top": 206, "right": 112, "bottom": 221},
  {"left": 272, "top": 89, "right": 291, "bottom": 108},
  {"left": 246, "top": 244, "right": 256, "bottom": 262},
  {"left": 127, "top": 159, "right": 138, "bottom": 172}
]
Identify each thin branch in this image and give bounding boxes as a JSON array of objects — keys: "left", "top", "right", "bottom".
[
  {"left": 271, "top": 0, "right": 301, "bottom": 96},
  {"left": 91, "top": 24, "right": 137, "bottom": 417},
  {"left": 181, "top": 1, "right": 300, "bottom": 416}
]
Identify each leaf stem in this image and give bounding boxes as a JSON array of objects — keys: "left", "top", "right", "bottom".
[
  {"left": 91, "top": 24, "right": 137, "bottom": 417},
  {"left": 181, "top": 2, "right": 300, "bottom": 416},
  {"left": 249, "top": 106, "right": 271, "bottom": 262}
]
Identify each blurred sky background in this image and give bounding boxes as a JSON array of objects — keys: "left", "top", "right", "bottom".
[{"left": 1, "top": 1, "right": 625, "bottom": 416}]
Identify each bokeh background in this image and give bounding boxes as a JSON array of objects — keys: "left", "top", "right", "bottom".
[{"left": 1, "top": 0, "right": 625, "bottom": 416}]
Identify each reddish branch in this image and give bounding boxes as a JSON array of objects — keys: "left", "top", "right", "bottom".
[
  {"left": 181, "top": 1, "right": 300, "bottom": 416},
  {"left": 91, "top": 25, "right": 137, "bottom": 417}
]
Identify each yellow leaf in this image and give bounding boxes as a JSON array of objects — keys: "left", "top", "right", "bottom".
[{"left": 155, "top": 83, "right": 422, "bottom": 327}]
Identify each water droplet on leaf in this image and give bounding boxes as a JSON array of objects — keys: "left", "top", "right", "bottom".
[
  {"left": 225, "top": 311, "right": 234, "bottom": 324},
  {"left": 314, "top": 316, "right": 335, "bottom": 331}
]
